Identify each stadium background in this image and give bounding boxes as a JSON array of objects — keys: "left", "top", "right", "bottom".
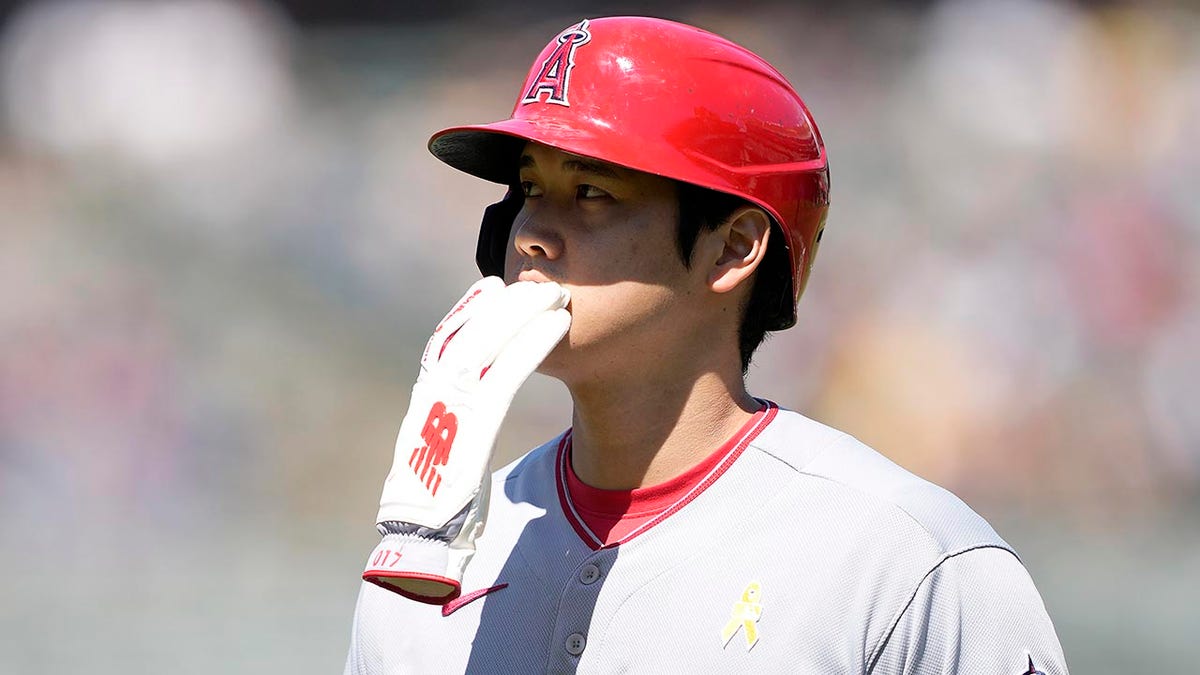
[{"left": 1, "top": 0, "right": 1197, "bottom": 671}]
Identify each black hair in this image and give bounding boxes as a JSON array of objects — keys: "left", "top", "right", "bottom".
[{"left": 675, "top": 182, "right": 791, "bottom": 374}]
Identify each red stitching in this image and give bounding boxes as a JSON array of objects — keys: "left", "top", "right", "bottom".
[{"left": 441, "top": 583, "right": 509, "bottom": 617}]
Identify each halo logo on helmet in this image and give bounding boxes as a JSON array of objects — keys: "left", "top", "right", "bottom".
[{"left": 520, "top": 19, "right": 591, "bottom": 107}]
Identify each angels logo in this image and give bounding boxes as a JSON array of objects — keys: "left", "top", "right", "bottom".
[{"left": 521, "top": 19, "right": 592, "bottom": 107}]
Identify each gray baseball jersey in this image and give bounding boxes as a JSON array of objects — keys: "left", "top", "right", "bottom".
[{"left": 346, "top": 404, "right": 1068, "bottom": 674}]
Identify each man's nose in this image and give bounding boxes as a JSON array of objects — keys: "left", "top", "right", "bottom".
[{"left": 511, "top": 210, "right": 564, "bottom": 263}]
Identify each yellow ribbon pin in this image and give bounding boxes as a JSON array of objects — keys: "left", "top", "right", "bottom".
[{"left": 720, "top": 581, "right": 763, "bottom": 651}]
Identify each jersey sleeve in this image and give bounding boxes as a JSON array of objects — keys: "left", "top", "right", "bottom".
[
  {"left": 870, "top": 546, "right": 1069, "bottom": 675},
  {"left": 344, "top": 582, "right": 385, "bottom": 675}
]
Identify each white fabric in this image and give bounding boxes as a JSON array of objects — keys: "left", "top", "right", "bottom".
[
  {"left": 365, "top": 277, "right": 570, "bottom": 598},
  {"left": 346, "top": 407, "right": 1068, "bottom": 674},
  {"left": 376, "top": 277, "right": 570, "bottom": 528}
]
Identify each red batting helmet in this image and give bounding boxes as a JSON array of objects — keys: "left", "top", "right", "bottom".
[{"left": 428, "top": 16, "right": 829, "bottom": 330}]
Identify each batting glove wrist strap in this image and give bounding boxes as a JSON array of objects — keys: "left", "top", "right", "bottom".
[
  {"left": 362, "top": 277, "right": 570, "bottom": 603},
  {"left": 362, "top": 532, "right": 464, "bottom": 603}
]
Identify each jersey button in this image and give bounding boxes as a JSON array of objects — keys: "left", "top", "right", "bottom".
[
  {"left": 579, "top": 564, "right": 601, "bottom": 585},
  {"left": 566, "top": 632, "right": 586, "bottom": 656}
]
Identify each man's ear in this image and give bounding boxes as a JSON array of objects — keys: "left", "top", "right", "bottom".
[{"left": 705, "top": 206, "right": 771, "bottom": 294}]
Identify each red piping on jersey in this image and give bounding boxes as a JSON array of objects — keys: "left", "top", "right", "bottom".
[
  {"left": 555, "top": 400, "right": 778, "bottom": 550},
  {"left": 441, "top": 583, "right": 509, "bottom": 617}
]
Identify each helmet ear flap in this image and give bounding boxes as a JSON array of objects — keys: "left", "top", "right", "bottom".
[
  {"left": 760, "top": 222, "right": 798, "bottom": 331},
  {"left": 476, "top": 187, "right": 524, "bottom": 278}
]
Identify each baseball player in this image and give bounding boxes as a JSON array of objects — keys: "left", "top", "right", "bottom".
[{"left": 346, "top": 16, "right": 1068, "bottom": 674}]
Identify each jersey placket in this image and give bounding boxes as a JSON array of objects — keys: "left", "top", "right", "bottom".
[{"left": 544, "top": 550, "right": 617, "bottom": 671}]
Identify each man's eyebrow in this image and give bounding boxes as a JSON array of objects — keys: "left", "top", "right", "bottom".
[{"left": 518, "top": 154, "right": 622, "bottom": 179}]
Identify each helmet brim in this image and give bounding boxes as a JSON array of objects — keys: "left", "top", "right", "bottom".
[{"left": 429, "top": 119, "right": 604, "bottom": 187}]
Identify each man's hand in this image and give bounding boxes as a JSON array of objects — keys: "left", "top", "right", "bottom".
[{"left": 363, "top": 277, "right": 570, "bottom": 603}]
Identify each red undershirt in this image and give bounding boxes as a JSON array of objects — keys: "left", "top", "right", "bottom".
[{"left": 564, "top": 405, "right": 769, "bottom": 546}]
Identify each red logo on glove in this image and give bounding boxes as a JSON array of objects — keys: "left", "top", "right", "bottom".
[{"left": 409, "top": 401, "right": 458, "bottom": 496}]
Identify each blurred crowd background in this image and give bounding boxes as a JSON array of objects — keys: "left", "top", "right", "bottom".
[{"left": 1, "top": 0, "right": 1197, "bottom": 672}]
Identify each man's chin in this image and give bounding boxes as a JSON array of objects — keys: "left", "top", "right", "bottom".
[{"left": 533, "top": 336, "right": 572, "bottom": 378}]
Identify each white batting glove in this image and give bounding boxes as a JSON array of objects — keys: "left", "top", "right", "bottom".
[{"left": 362, "top": 277, "right": 570, "bottom": 603}]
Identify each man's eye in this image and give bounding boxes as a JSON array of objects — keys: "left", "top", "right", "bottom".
[
  {"left": 577, "top": 184, "right": 608, "bottom": 199},
  {"left": 520, "top": 181, "right": 543, "bottom": 198}
]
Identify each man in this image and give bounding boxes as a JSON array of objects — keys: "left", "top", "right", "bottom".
[{"left": 346, "top": 16, "right": 1067, "bottom": 674}]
